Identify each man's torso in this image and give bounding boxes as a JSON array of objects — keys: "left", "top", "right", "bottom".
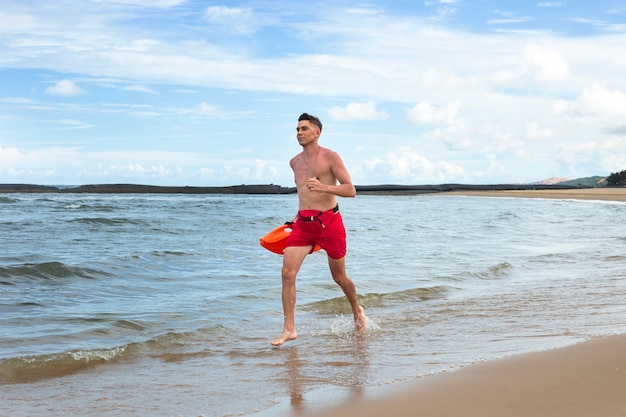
[{"left": 292, "top": 147, "right": 337, "bottom": 211}]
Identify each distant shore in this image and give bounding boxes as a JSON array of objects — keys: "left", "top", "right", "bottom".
[
  {"left": 436, "top": 187, "right": 626, "bottom": 201},
  {"left": 0, "top": 183, "right": 296, "bottom": 194},
  {"left": 2, "top": 183, "right": 624, "bottom": 201},
  {"left": 0, "top": 182, "right": 609, "bottom": 195}
]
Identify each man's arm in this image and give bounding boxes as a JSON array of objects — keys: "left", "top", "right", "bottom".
[
  {"left": 320, "top": 181, "right": 356, "bottom": 198},
  {"left": 306, "top": 151, "right": 356, "bottom": 198}
]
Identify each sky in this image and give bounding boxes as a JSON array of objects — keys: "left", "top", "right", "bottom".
[{"left": 1, "top": 0, "right": 626, "bottom": 187}]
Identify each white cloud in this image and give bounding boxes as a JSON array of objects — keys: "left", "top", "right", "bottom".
[
  {"left": 525, "top": 122, "right": 553, "bottom": 140},
  {"left": 195, "top": 102, "right": 219, "bottom": 116},
  {"left": 523, "top": 43, "right": 569, "bottom": 84},
  {"left": 346, "top": 7, "right": 380, "bottom": 16},
  {"left": 0, "top": 11, "right": 35, "bottom": 33},
  {"left": 45, "top": 80, "right": 85, "bottom": 96},
  {"left": 0, "top": 146, "right": 25, "bottom": 164},
  {"left": 537, "top": 2, "right": 563, "bottom": 7},
  {"left": 406, "top": 100, "right": 461, "bottom": 125},
  {"left": 601, "top": 151, "right": 626, "bottom": 173},
  {"left": 487, "top": 17, "right": 531, "bottom": 25},
  {"left": 386, "top": 146, "right": 464, "bottom": 183},
  {"left": 353, "top": 146, "right": 466, "bottom": 183},
  {"left": 124, "top": 85, "right": 157, "bottom": 94},
  {"left": 203, "top": 5, "right": 244, "bottom": 19},
  {"left": 555, "top": 83, "right": 626, "bottom": 127},
  {"left": 423, "top": 123, "right": 474, "bottom": 150},
  {"left": 188, "top": 102, "right": 250, "bottom": 119},
  {"left": 387, "top": 147, "right": 433, "bottom": 178},
  {"left": 328, "top": 101, "right": 388, "bottom": 121},
  {"left": 53, "top": 119, "right": 95, "bottom": 129},
  {"left": 202, "top": 6, "right": 257, "bottom": 35},
  {"left": 486, "top": 154, "right": 504, "bottom": 170},
  {"left": 0, "top": 142, "right": 294, "bottom": 186},
  {"left": 96, "top": 82, "right": 158, "bottom": 94},
  {"left": 0, "top": 146, "right": 82, "bottom": 180},
  {"left": 101, "top": 163, "right": 171, "bottom": 178},
  {"left": 90, "top": 0, "right": 186, "bottom": 7},
  {"left": 492, "top": 43, "right": 569, "bottom": 88}
]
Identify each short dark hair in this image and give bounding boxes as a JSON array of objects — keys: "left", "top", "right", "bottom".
[{"left": 298, "top": 113, "right": 322, "bottom": 131}]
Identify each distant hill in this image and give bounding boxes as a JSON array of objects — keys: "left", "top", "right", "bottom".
[
  {"left": 532, "top": 177, "right": 570, "bottom": 185},
  {"left": 557, "top": 176, "right": 607, "bottom": 187}
]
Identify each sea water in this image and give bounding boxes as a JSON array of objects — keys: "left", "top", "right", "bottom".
[{"left": 1, "top": 193, "right": 625, "bottom": 416}]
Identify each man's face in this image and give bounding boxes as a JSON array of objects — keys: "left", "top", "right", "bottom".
[{"left": 296, "top": 120, "right": 320, "bottom": 145}]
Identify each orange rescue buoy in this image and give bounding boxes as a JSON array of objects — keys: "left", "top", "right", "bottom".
[{"left": 260, "top": 223, "right": 321, "bottom": 255}]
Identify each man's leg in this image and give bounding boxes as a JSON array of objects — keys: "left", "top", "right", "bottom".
[
  {"left": 328, "top": 256, "right": 367, "bottom": 332},
  {"left": 270, "top": 245, "right": 311, "bottom": 346}
]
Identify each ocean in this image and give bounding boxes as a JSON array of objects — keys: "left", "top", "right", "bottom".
[{"left": 1, "top": 192, "right": 625, "bottom": 416}]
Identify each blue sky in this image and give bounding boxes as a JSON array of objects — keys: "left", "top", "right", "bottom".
[{"left": 1, "top": 0, "right": 626, "bottom": 186}]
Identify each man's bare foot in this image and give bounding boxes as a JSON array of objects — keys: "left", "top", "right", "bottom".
[
  {"left": 270, "top": 330, "right": 297, "bottom": 346},
  {"left": 354, "top": 305, "right": 367, "bottom": 333}
]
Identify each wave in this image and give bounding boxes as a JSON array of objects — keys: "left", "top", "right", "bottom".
[
  {"left": 61, "top": 203, "right": 118, "bottom": 212},
  {"left": 0, "top": 196, "right": 19, "bottom": 204},
  {"left": 0, "top": 261, "right": 115, "bottom": 281},
  {"left": 70, "top": 217, "right": 145, "bottom": 226},
  {"left": 0, "top": 345, "right": 132, "bottom": 385},
  {"left": 0, "top": 325, "right": 229, "bottom": 385},
  {"left": 149, "top": 250, "right": 196, "bottom": 257},
  {"left": 305, "top": 285, "right": 451, "bottom": 315},
  {"left": 467, "top": 262, "right": 513, "bottom": 280},
  {"left": 303, "top": 262, "right": 513, "bottom": 315}
]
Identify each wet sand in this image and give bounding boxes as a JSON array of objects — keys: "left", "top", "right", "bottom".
[
  {"left": 439, "top": 187, "right": 626, "bottom": 201},
  {"left": 307, "top": 334, "right": 626, "bottom": 417}
]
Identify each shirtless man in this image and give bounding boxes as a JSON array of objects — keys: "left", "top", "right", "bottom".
[{"left": 270, "top": 113, "right": 367, "bottom": 347}]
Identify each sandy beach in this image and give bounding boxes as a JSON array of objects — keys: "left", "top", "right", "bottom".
[
  {"left": 308, "top": 334, "right": 626, "bottom": 417},
  {"left": 305, "top": 188, "right": 626, "bottom": 417},
  {"left": 439, "top": 187, "right": 626, "bottom": 201}
]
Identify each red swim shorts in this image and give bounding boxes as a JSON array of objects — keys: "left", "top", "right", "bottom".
[{"left": 285, "top": 205, "right": 347, "bottom": 259}]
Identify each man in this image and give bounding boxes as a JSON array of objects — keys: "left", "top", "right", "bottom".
[{"left": 270, "top": 113, "right": 367, "bottom": 347}]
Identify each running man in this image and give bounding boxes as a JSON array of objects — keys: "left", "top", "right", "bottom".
[{"left": 271, "top": 113, "right": 367, "bottom": 346}]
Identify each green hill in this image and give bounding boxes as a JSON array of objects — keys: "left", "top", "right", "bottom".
[{"left": 557, "top": 176, "right": 606, "bottom": 187}]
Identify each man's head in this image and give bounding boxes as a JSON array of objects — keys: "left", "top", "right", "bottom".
[{"left": 298, "top": 113, "right": 322, "bottom": 132}]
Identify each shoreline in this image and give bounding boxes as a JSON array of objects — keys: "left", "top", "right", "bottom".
[
  {"left": 305, "top": 334, "right": 626, "bottom": 417},
  {"left": 436, "top": 187, "right": 626, "bottom": 201}
]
